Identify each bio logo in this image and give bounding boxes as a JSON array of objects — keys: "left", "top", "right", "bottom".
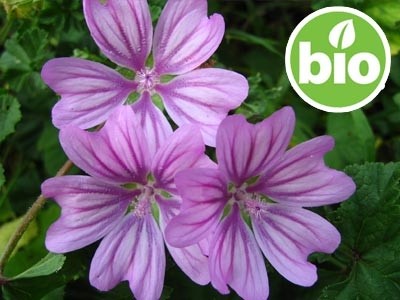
[{"left": 285, "top": 7, "right": 391, "bottom": 112}]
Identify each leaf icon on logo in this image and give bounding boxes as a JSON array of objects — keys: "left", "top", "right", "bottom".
[{"left": 329, "top": 19, "right": 355, "bottom": 49}]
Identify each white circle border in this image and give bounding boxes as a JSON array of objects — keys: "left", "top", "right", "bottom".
[{"left": 285, "top": 6, "right": 392, "bottom": 113}]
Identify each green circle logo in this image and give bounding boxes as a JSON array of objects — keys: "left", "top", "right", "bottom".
[{"left": 285, "top": 6, "right": 391, "bottom": 112}]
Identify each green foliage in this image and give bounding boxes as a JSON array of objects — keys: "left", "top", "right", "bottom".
[
  {"left": 0, "top": 95, "right": 21, "bottom": 143},
  {"left": 320, "top": 163, "right": 400, "bottom": 298},
  {"left": 12, "top": 253, "right": 65, "bottom": 279},
  {"left": 325, "top": 110, "right": 375, "bottom": 168}
]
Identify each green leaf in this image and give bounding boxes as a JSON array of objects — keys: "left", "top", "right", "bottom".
[
  {"left": 0, "top": 36, "right": 31, "bottom": 72},
  {"left": 0, "top": 95, "right": 22, "bottom": 143},
  {"left": 2, "top": 250, "right": 87, "bottom": 300},
  {"left": 364, "top": 1, "right": 400, "bottom": 30},
  {"left": 363, "top": 0, "right": 400, "bottom": 55},
  {"left": 12, "top": 253, "right": 66, "bottom": 280},
  {"left": 325, "top": 110, "right": 375, "bottom": 168},
  {"left": 37, "top": 124, "right": 68, "bottom": 175},
  {"left": 0, "top": 217, "right": 38, "bottom": 255},
  {"left": 321, "top": 163, "right": 400, "bottom": 299}
]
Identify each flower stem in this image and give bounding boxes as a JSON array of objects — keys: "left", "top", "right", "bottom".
[{"left": 0, "top": 160, "right": 74, "bottom": 276}]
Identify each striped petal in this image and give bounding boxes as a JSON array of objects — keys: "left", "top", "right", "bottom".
[
  {"left": 156, "top": 69, "right": 248, "bottom": 146},
  {"left": 60, "top": 106, "right": 151, "bottom": 185},
  {"left": 90, "top": 214, "right": 165, "bottom": 300},
  {"left": 152, "top": 125, "right": 207, "bottom": 193},
  {"left": 252, "top": 204, "right": 341, "bottom": 286},
  {"left": 157, "top": 197, "right": 210, "bottom": 285},
  {"left": 42, "top": 58, "right": 134, "bottom": 129},
  {"left": 249, "top": 136, "right": 356, "bottom": 206},
  {"left": 209, "top": 205, "right": 269, "bottom": 300},
  {"left": 216, "top": 107, "right": 295, "bottom": 186},
  {"left": 42, "top": 176, "right": 133, "bottom": 253},
  {"left": 153, "top": 0, "right": 224, "bottom": 75},
  {"left": 83, "top": 0, "right": 152, "bottom": 70},
  {"left": 165, "top": 168, "right": 228, "bottom": 247},
  {"left": 131, "top": 92, "right": 173, "bottom": 158}
]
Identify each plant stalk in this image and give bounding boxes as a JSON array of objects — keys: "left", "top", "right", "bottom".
[{"left": 0, "top": 160, "right": 74, "bottom": 276}]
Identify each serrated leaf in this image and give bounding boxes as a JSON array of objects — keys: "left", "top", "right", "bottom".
[
  {"left": 2, "top": 251, "right": 87, "bottom": 300},
  {"left": 321, "top": 163, "right": 400, "bottom": 299},
  {"left": 329, "top": 19, "right": 355, "bottom": 49},
  {"left": 12, "top": 253, "right": 66, "bottom": 280},
  {"left": 0, "top": 95, "right": 22, "bottom": 143}
]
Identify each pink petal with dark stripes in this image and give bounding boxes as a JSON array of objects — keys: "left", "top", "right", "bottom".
[
  {"left": 60, "top": 106, "right": 151, "bottom": 185},
  {"left": 157, "top": 197, "right": 210, "bottom": 285},
  {"left": 90, "top": 214, "right": 165, "bottom": 300},
  {"left": 250, "top": 136, "right": 356, "bottom": 206},
  {"left": 131, "top": 92, "right": 173, "bottom": 158},
  {"left": 41, "top": 58, "right": 135, "bottom": 129},
  {"left": 165, "top": 168, "right": 228, "bottom": 247},
  {"left": 209, "top": 205, "right": 269, "bottom": 300},
  {"left": 156, "top": 69, "right": 248, "bottom": 146},
  {"left": 83, "top": 0, "right": 152, "bottom": 70},
  {"left": 252, "top": 203, "right": 341, "bottom": 286},
  {"left": 42, "top": 176, "right": 133, "bottom": 253},
  {"left": 153, "top": 0, "right": 224, "bottom": 75},
  {"left": 152, "top": 125, "right": 206, "bottom": 193},
  {"left": 216, "top": 107, "right": 295, "bottom": 186}
]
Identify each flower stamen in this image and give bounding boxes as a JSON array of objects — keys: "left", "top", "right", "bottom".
[{"left": 135, "top": 67, "right": 159, "bottom": 94}]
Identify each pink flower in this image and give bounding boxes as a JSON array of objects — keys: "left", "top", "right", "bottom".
[
  {"left": 42, "top": 106, "right": 214, "bottom": 300},
  {"left": 166, "top": 107, "right": 356, "bottom": 300},
  {"left": 41, "top": 0, "right": 248, "bottom": 146}
]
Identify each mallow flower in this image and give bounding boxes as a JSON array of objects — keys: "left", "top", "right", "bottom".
[
  {"left": 166, "top": 107, "right": 356, "bottom": 300},
  {"left": 41, "top": 0, "right": 248, "bottom": 146},
  {"left": 42, "top": 106, "right": 213, "bottom": 300}
]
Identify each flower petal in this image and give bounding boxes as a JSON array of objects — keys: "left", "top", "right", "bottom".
[
  {"left": 252, "top": 204, "right": 341, "bottom": 286},
  {"left": 60, "top": 106, "right": 151, "bottom": 185},
  {"left": 152, "top": 125, "right": 207, "bottom": 193},
  {"left": 157, "top": 197, "right": 210, "bottom": 285},
  {"left": 209, "top": 205, "right": 269, "bottom": 299},
  {"left": 42, "top": 176, "right": 133, "bottom": 253},
  {"left": 83, "top": 0, "right": 152, "bottom": 70},
  {"left": 250, "top": 136, "right": 356, "bottom": 206},
  {"left": 156, "top": 69, "right": 248, "bottom": 146},
  {"left": 216, "top": 107, "right": 295, "bottom": 186},
  {"left": 131, "top": 92, "right": 173, "bottom": 158},
  {"left": 165, "top": 168, "right": 228, "bottom": 247},
  {"left": 41, "top": 58, "right": 134, "bottom": 129},
  {"left": 153, "top": 0, "right": 224, "bottom": 75},
  {"left": 90, "top": 214, "right": 165, "bottom": 300}
]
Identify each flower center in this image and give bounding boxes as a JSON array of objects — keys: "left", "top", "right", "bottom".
[
  {"left": 233, "top": 189, "right": 247, "bottom": 202},
  {"left": 228, "top": 185, "right": 266, "bottom": 219},
  {"left": 243, "top": 199, "right": 264, "bottom": 218},
  {"left": 135, "top": 67, "right": 159, "bottom": 94},
  {"left": 129, "top": 185, "right": 154, "bottom": 218}
]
